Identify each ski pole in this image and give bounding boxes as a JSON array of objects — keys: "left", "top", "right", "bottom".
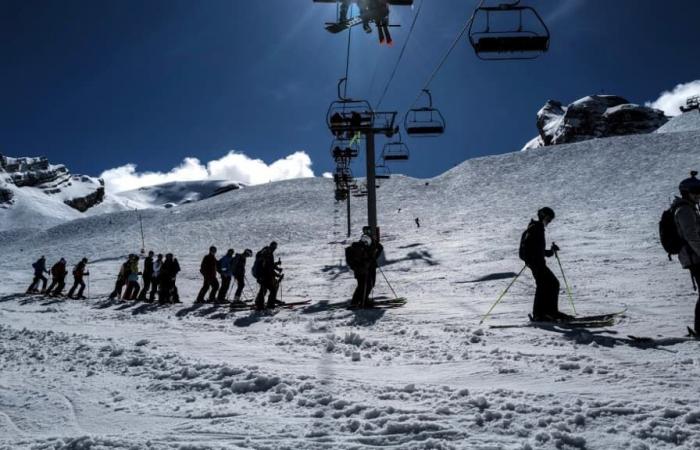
[
  {"left": 554, "top": 251, "right": 576, "bottom": 315},
  {"left": 479, "top": 265, "right": 526, "bottom": 325},
  {"left": 378, "top": 265, "right": 399, "bottom": 299}
]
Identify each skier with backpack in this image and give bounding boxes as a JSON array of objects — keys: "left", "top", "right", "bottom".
[
  {"left": 27, "top": 256, "right": 49, "bottom": 293},
  {"left": 46, "top": 258, "right": 68, "bottom": 297},
  {"left": 216, "top": 248, "right": 235, "bottom": 303},
  {"left": 108, "top": 256, "right": 131, "bottom": 300},
  {"left": 232, "top": 249, "right": 253, "bottom": 304},
  {"left": 662, "top": 171, "right": 700, "bottom": 335},
  {"left": 519, "top": 207, "right": 572, "bottom": 322},
  {"left": 137, "top": 251, "right": 155, "bottom": 301},
  {"left": 345, "top": 231, "right": 384, "bottom": 307},
  {"left": 196, "top": 246, "right": 219, "bottom": 304},
  {"left": 67, "top": 257, "right": 89, "bottom": 299},
  {"left": 253, "top": 242, "right": 283, "bottom": 310}
]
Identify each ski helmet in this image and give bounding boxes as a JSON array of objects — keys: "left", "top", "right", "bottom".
[
  {"left": 679, "top": 171, "right": 700, "bottom": 195},
  {"left": 360, "top": 234, "right": 373, "bottom": 246},
  {"left": 537, "top": 207, "right": 555, "bottom": 221},
  {"left": 244, "top": 249, "right": 253, "bottom": 257}
]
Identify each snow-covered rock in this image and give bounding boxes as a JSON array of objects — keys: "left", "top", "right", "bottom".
[
  {"left": 0, "top": 153, "right": 105, "bottom": 213},
  {"left": 522, "top": 95, "right": 668, "bottom": 150},
  {"left": 115, "top": 180, "right": 242, "bottom": 209}
]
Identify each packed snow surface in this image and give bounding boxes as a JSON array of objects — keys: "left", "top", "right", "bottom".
[
  {"left": 656, "top": 110, "right": 700, "bottom": 134},
  {"left": 2, "top": 130, "right": 700, "bottom": 449}
]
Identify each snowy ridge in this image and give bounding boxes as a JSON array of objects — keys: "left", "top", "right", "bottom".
[
  {"left": 656, "top": 110, "right": 700, "bottom": 134},
  {"left": 2, "top": 129, "right": 700, "bottom": 448}
]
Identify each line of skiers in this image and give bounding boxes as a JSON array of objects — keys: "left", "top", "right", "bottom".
[
  {"left": 194, "top": 243, "right": 284, "bottom": 311},
  {"left": 27, "top": 256, "right": 90, "bottom": 299},
  {"left": 108, "top": 252, "right": 182, "bottom": 304},
  {"left": 519, "top": 171, "right": 700, "bottom": 334}
]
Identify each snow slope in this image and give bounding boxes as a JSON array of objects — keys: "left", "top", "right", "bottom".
[
  {"left": 656, "top": 110, "right": 700, "bottom": 134},
  {"left": 2, "top": 129, "right": 700, "bottom": 449}
]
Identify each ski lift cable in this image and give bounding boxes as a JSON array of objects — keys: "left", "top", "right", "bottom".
[
  {"left": 408, "top": 0, "right": 486, "bottom": 109},
  {"left": 375, "top": 0, "right": 425, "bottom": 109},
  {"left": 344, "top": 24, "right": 352, "bottom": 97}
]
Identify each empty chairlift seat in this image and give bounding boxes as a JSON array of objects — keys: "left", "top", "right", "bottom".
[
  {"left": 375, "top": 164, "right": 391, "bottom": 180},
  {"left": 468, "top": 1, "right": 550, "bottom": 60},
  {"left": 382, "top": 138, "right": 410, "bottom": 161},
  {"left": 404, "top": 90, "right": 446, "bottom": 137}
]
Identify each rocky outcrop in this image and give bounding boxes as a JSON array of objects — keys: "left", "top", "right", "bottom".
[
  {"left": 523, "top": 95, "right": 668, "bottom": 150},
  {"left": 64, "top": 182, "right": 105, "bottom": 212},
  {"left": 0, "top": 153, "right": 106, "bottom": 212}
]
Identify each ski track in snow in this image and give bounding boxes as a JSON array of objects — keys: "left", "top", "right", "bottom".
[{"left": 2, "top": 128, "right": 700, "bottom": 448}]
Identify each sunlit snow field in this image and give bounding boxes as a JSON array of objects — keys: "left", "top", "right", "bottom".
[{"left": 1, "top": 116, "right": 700, "bottom": 449}]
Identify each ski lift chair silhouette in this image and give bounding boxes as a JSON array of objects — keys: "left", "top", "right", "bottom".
[
  {"left": 375, "top": 163, "right": 391, "bottom": 180},
  {"left": 327, "top": 78, "right": 373, "bottom": 137},
  {"left": 333, "top": 166, "right": 354, "bottom": 185},
  {"left": 404, "top": 90, "right": 446, "bottom": 137},
  {"left": 331, "top": 138, "right": 360, "bottom": 162},
  {"left": 382, "top": 133, "right": 410, "bottom": 161},
  {"left": 468, "top": 0, "right": 550, "bottom": 60}
]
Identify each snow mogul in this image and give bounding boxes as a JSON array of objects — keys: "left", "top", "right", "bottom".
[{"left": 519, "top": 207, "right": 572, "bottom": 321}]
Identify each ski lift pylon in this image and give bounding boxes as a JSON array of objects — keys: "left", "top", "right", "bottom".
[
  {"left": 327, "top": 78, "right": 374, "bottom": 137},
  {"left": 404, "top": 89, "right": 446, "bottom": 137},
  {"left": 468, "top": 1, "right": 550, "bottom": 60}
]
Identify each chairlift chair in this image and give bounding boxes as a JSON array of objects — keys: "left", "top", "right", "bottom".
[
  {"left": 404, "top": 90, "right": 446, "bottom": 137},
  {"left": 468, "top": 1, "right": 550, "bottom": 60},
  {"left": 375, "top": 163, "right": 391, "bottom": 180},
  {"left": 333, "top": 166, "right": 354, "bottom": 185},
  {"left": 382, "top": 134, "right": 410, "bottom": 161},
  {"left": 680, "top": 95, "right": 700, "bottom": 113},
  {"left": 327, "top": 78, "right": 373, "bottom": 137},
  {"left": 331, "top": 138, "right": 360, "bottom": 162}
]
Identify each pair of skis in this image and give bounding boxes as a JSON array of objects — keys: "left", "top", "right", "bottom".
[
  {"left": 628, "top": 327, "right": 699, "bottom": 344},
  {"left": 491, "top": 309, "right": 626, "bottom": 329}
]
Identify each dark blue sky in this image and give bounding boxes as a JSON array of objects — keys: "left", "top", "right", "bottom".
[{"left": 2, "top": 0, "right": 699, "bottom": 179}]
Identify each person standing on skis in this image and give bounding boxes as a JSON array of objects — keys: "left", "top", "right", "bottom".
[
  {"left": 46, "top": 258, "right": 68, "bottom": 297},
  {"left": 519, "top": 207, "right": 571, "bottom": 321},
  {"left": 27, "top": 256, "right": 49, "bottom": 294},
  {"left": 231, "top": 249, "right": 253, "bottom": 304},
  {"left": 346, "top": 231, "right": 384, "bottom": 307},
  {"left": 67, "top": 257, "right": 89, "bottom": 299},
  {"left": 196, "top": 246, "right": 219, "bottom": 304},
  {"left": 672, "top": 171, "right": 700, "bottom": 335},
  {"left": 138, "top": 251, "right": 155, "bottom": 301},
  {"left": 216, "top": 248, "right": 235, "bottom": 303}
]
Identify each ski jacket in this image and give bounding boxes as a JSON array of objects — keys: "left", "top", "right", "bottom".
[
  {"left": 256, "top": 247, "right": 277, "bottom": 280},
  {"left": 200, "top": 253, "right": 218, "bottom": 279},
  {"left": 161, "top": 259, "right": 180, "bottom": 280},
  {"left": 143, "top": 257, "right": 154, "bottom": 278},
  {"left": 519, "top": 220, "right": 553, "bottom": 268},
  {"left": 217, "top": 254, "right": 234, "bottom": 277},
  {"left": 127, "top": 260, "right": 140, "bottom": 282},
  {"left": 152, "top": 259, "right": 162, "bottom": 278},
  {"left": 673, "top": 197, "right": 700, "bottom": 269},
  {"left": 232, "top": 254, "right": 248, "bottom": 277},
  {"left": 33, "top": 258, "right": 46, "bottom": 276},
  {"left": 73, "top": 261, "right": 87, "bottom": 278},
  {"left": 346, "top": 241, "right": 383, "bottom": 275},
  {"left": 51, "top": 262, "right": 67, "bottom": 279}
]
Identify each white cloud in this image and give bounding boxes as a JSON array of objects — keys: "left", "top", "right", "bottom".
[
  {"left": 646, "top": 80, "right": 700, "bottom": 117},
  {"left": 101, "top": 150, "right": 315, "bottom": 193}
]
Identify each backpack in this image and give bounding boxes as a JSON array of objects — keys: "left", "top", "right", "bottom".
[
  {"left": 659, "top": 205, "right": 685, "bottom": 260},
  {"left": 518, "top": 222, "right": 536, "bottom": 263},
  {"left": 345, "top": 242, "right": 365, "bottom": 272},
  {"left": 251, "top": 249, "right": 266, "bottom": 279}
]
